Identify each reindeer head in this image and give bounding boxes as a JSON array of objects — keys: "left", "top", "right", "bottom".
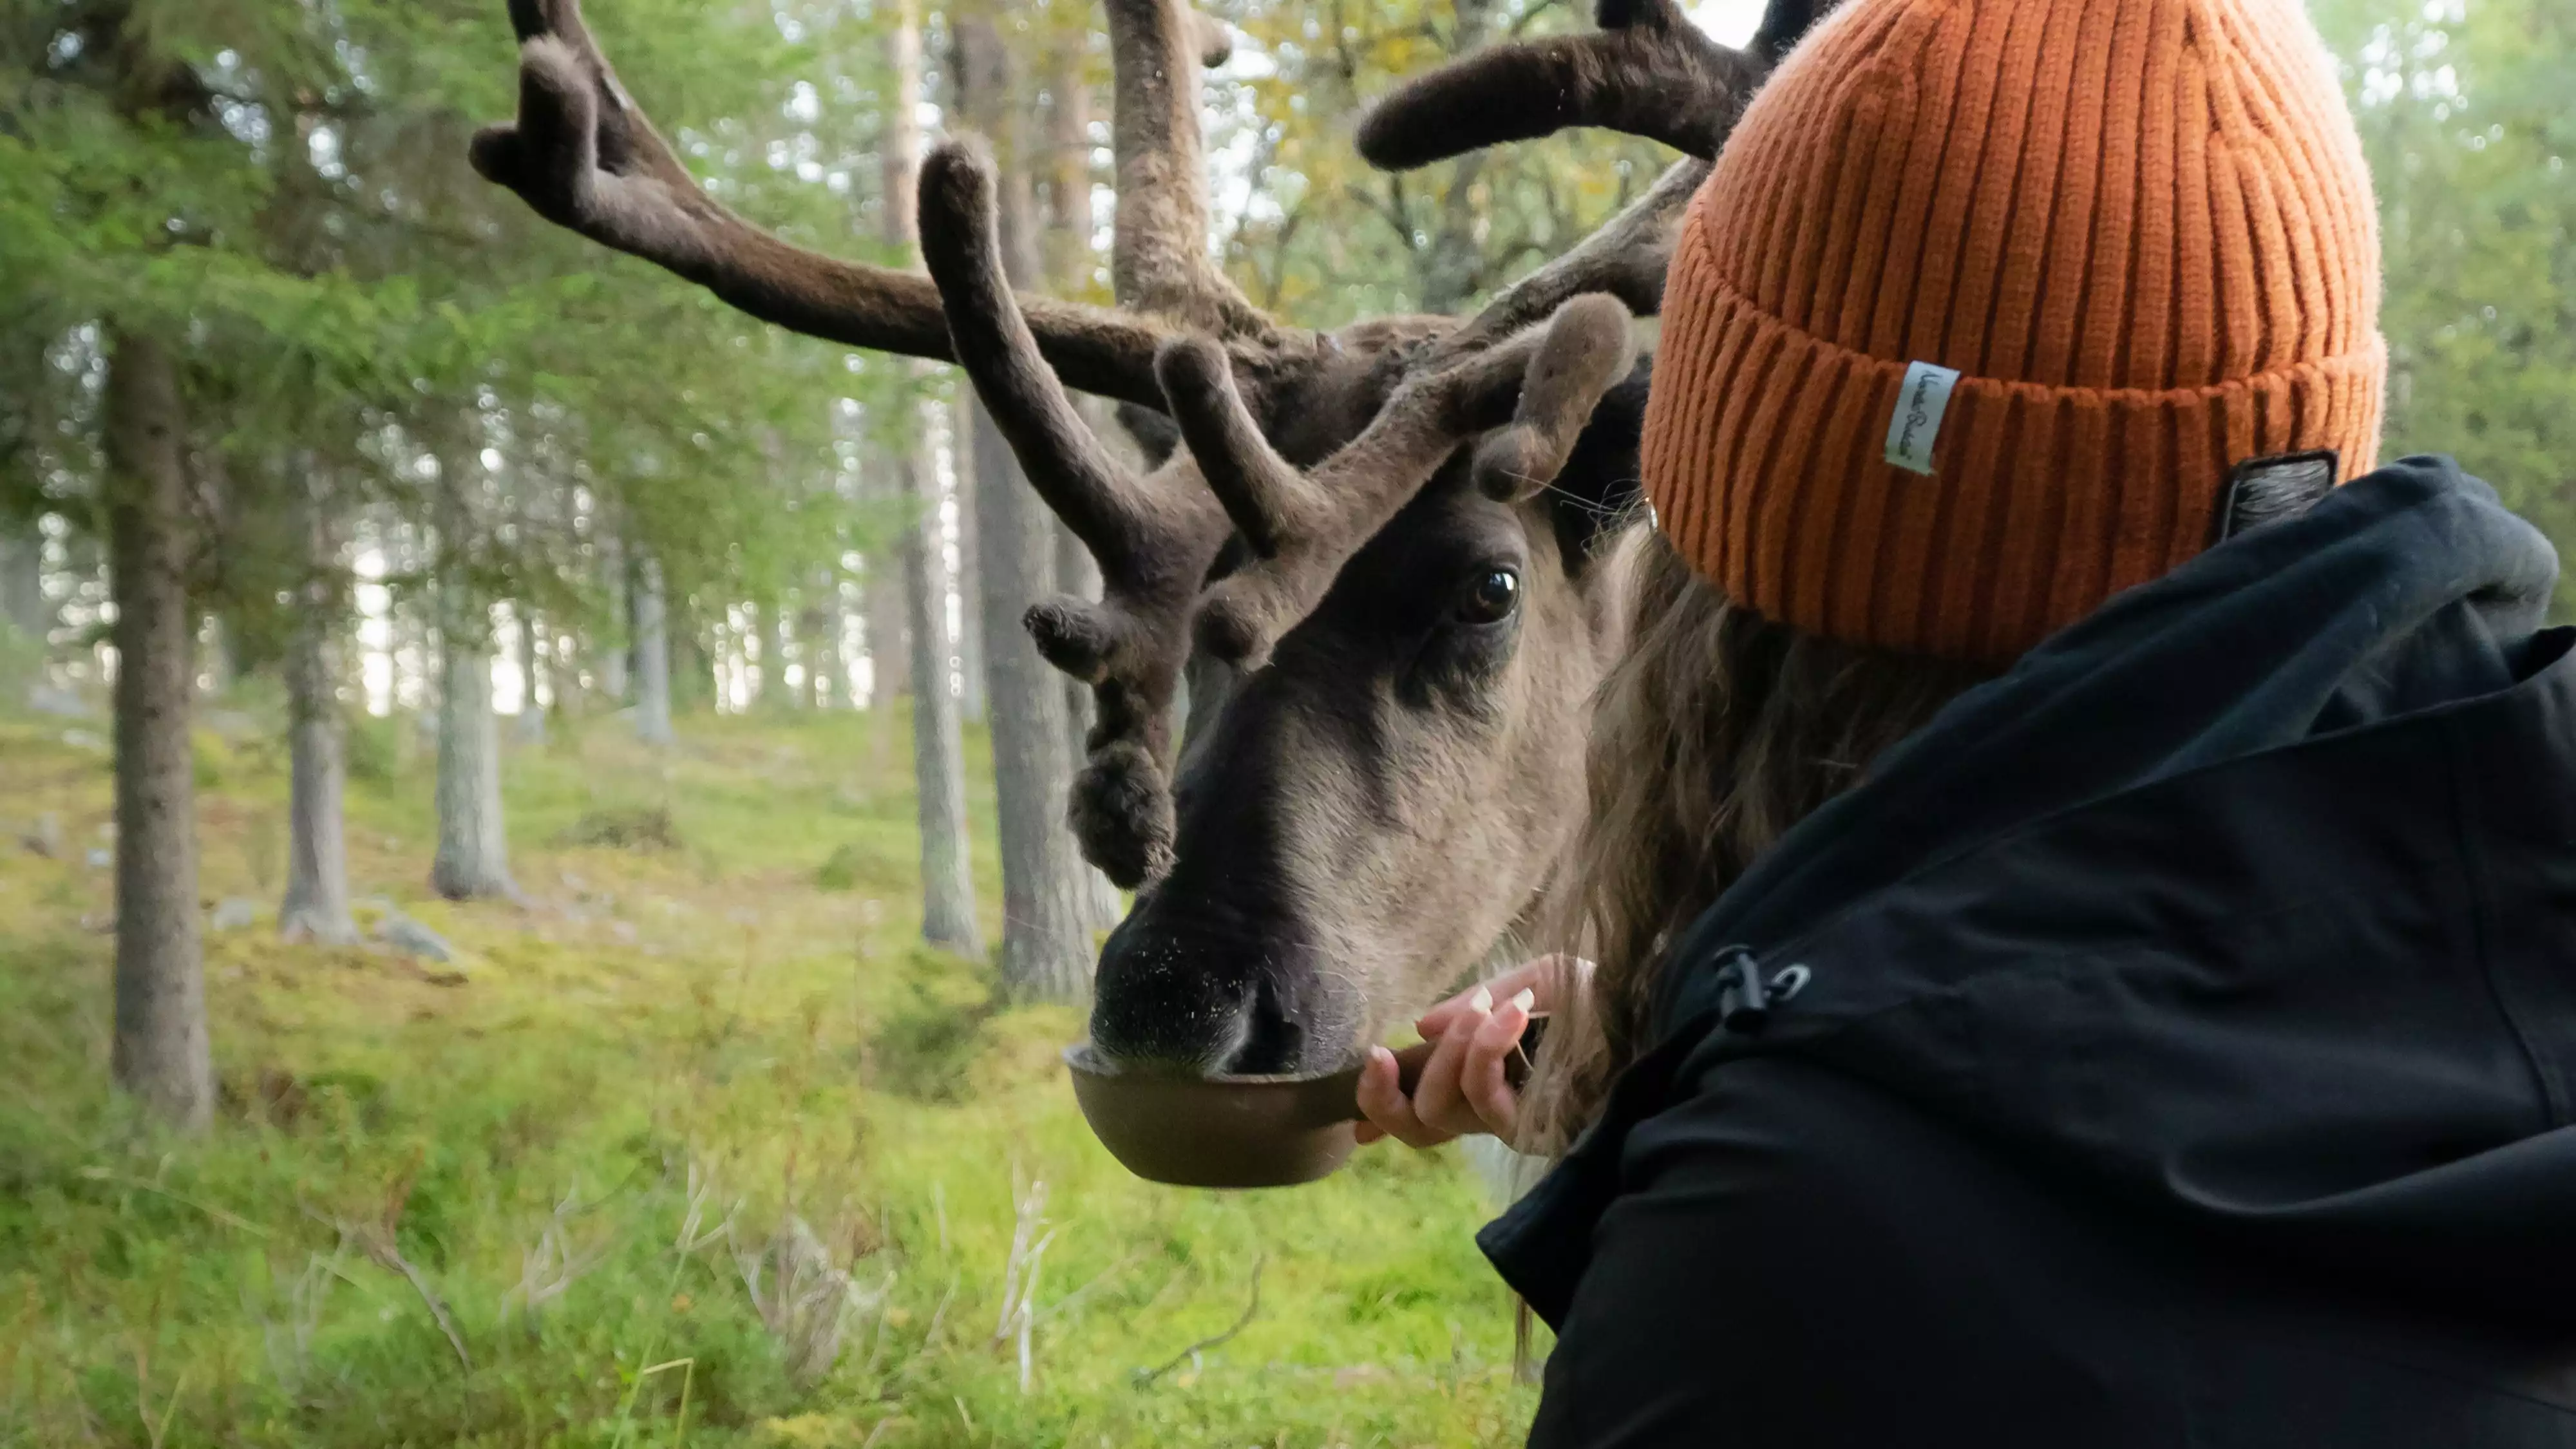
[{"left": 471, "top": 0, "right": 1827, "bottom": 1075}]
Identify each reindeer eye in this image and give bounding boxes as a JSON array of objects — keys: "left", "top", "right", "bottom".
[{"left": 1456, "top": 567, "right": 1520, "bottom": 625}]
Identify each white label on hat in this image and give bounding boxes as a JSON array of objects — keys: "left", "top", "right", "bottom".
[{"left": 1885, "top": 361, "right": 1962, "bottom": 475}]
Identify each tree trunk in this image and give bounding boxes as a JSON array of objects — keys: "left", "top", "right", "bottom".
[
  {"left": 902, "top": 424, "right": 984, "bottom": 957},
  {"left": 1047, "top": 68, "right": 1128, "bottom": 933},
  {"left": 279, "top": 464, "right": 357, "bottom": 945},
  {"left": 679, "top": 620, "right": 711, "bottom": 715},
  {"left": 433, "top": 623, "right": 513, "bottom": 899},
  {"left": 808, "top": 584, "right": 834, "bottom": 708},
  {"left": 951, "top": 390, "right": 987, "bottom": 724},
  {"left": 513, "top": 604, "right": 547, "bottom": 745},
  {"left": 1054, "top": 513, "right": 1124, "bottom": 930},
  {"left": 0, "top": 522, "right": 46, "bottom": 646},
  {"left": 1045, "top": 71, "right": 1096, "bottom": 760},
  {"left": 884, "top": 0, "right": 982, "bottom": 956},
  {"left": 958, "top": 18, "right": 1092, "bottom": 1000},
  {"left": 840, "top": 594, "right": 866, "bottom": 709},
  {"left": 633, "top": 551, "right": 676, "bottom": 745},
  {"left": 103, "top": 330, "right": 212, "bottom": 1129},
  {"left": 845, "top": 595, "right": 866, "bottom": 706},
  {"left": 768, "top": 601, "right": 796, "bottom": 709},
  {"left": 598, "top": 525, "right": 630, "bottom": 705},
  {"left": 864, "top": 549, "right": 909, "bottom": 704},
  {"left": 431, "top": 471, "right": 515, "bottom": 901}
]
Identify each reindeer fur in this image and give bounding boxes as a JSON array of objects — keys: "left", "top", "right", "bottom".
[{"left": 1172, "top": 300, "right": 1640, "bottom": 669}]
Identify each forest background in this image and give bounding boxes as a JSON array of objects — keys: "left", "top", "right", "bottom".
[{"left": 1, "top": 0, "right": 2567, "bottom": 1444}]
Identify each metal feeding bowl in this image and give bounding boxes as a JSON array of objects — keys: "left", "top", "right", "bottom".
[{"left": 1065, "top": 1020, "right": 1542, "bottom": 1189}]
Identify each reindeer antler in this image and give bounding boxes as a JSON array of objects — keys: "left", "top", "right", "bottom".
[
  {"left": 920, "top": 138, "right": 1235, "bottom": 887},
  {"left": 1165, "top": 295, "right": 1638, "bottom": 668},
  {"left": 1359, "top": 0, "right": 1833, "bottom": 360},
  {"left": 468, "top": 0, "right": 1172, "bottom": 407},
  {"left": 1099, "top": 0, "right": 1274, "bottom": 340},
  {"left": 1355, "top": 0, "right": 1766, "bottom": 167}
]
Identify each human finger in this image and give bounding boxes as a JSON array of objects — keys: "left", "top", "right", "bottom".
[
  {"left": 1411, "top": 989, "right": 1492, "bottom": 1138},
  {"left": 1418, "top": 956, "right": 1582, "bottom": 1037},
  {"left": 1355, "top": 1044, "right": 1451, "bottom": 1150},
  {"left": 1463, "top": 988, "right": 1533, "bottom": 1140}
]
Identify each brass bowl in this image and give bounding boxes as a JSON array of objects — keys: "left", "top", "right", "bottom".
[{"left": 1065, "top": 1021, "right": 1540, "bottom": 1189}]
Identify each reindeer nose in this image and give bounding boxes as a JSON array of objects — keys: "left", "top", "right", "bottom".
[{"left": 1088, "top": 908, "right": 1318, "bottom": 1076}]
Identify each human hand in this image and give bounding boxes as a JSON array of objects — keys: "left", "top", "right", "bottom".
[{"left": 1354, "top": 955, "right": 1587, "bottom": 1150}]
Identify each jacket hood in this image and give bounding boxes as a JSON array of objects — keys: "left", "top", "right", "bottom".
[{"left": 1487, "top": 455, "right": 2576, "bottom": 1330}]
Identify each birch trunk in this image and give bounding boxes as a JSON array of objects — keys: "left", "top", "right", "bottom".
[
  {"left": 198, "top": 616, "right": 232, "bottom": 699},
  {"left": 103, "top": 330, "right": 212, "bottom": 1129},
  {"left": 431, "top": 470, "right": 515, "bottom": 901},
  {"left": 958, "top": 19, "right": 1092, "bottom": 1000},
  {"left": 864, "top": 551, "right": 908, "bottom": 704},
  {"left": 883, "top": 0, "right": 982, "bottom": 954},
  {"left": 779, "top": 603, "right": 806, "bottom": 709},
  {"left": 839, "top": 594, "right": 866, "bottom": 709},
  {"left": 902, "top": 442, "right": 983, "bottom": 954},
  {"left": 598, "top": 526, "right": 630, "bottom": 705},
  {"left": 279, "top": 464, "right": 357, "bottom": 945},
  {"left": 633, "top": 551, "right": 676, "bottom": 745}
]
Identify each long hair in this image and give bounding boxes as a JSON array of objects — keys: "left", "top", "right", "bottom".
[{"left": 1519, "top": 529, "right": 1993, "bottom": 1151}]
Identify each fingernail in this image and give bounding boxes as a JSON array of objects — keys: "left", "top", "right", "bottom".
[
  {"left": 1510, "top": 988, "right": 1536, "bottom": 1012},
  {"left": 1471, "top": 986, "right": 1493, "bottom": 1014}
]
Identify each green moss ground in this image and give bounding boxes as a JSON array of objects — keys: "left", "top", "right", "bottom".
[{"left": 0, "top": 698, "right": 1539, "bottom": 1447}]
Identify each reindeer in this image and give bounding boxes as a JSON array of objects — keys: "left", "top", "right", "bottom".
[{"left": 470, "top": 0, "right": 1828, "bottom": 1075}]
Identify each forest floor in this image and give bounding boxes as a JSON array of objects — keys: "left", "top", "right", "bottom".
[{"left": 0, "top": 693, "right": 1539, "bottom": 1448}]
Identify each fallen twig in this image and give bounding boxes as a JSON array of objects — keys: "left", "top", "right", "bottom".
[
  {"left": 505, "top": 1182, "right": 620, "bottom": 1330},
  {"left": 79, "top": 1166, "right": 270, "bottom": 1238},
  {"left": 366, "top": 1235, "right": 473, "bottom": 1370},
  {"left": 1133, "top": 1251, "right": 1265, "bottom": 1387}
]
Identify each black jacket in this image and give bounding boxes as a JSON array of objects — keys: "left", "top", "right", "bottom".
[{"left": 1486, "top": 457, "right": 2576, "bottom": 1443}]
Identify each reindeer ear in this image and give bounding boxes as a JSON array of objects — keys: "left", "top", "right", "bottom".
[
  {"left": 1115, "top": 403, "right": 1182, "bottom": 469},
  {"left": 1470, "top": 293, "right": 1638, "bottom": 502},
  {"left": 1544, "top": 363, "right": 1653, "bottom": 572}
]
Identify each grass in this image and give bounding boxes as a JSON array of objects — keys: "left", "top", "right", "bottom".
[{"left": 0, "top": 693, "right": 1539, "bottom": 1448}]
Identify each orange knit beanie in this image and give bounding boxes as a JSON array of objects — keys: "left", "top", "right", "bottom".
[{"left": 1641, "top": 0, "right": 2386, "bottom": 663}]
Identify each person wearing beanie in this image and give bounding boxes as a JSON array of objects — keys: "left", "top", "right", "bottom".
[{"left": 1356, "top": 0, "right": 2576, "bottom": 1440}]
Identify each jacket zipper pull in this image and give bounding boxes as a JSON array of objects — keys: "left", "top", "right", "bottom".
[{"left": 1715, "top": 947, "right": 1812, "bottom": 1036}]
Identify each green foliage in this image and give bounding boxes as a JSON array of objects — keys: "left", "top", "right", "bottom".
[
  {"left": 0, "top": 0, "right": 884, "bottom": 672},
  {"left": 0, "top": 618, "right": 40, "bottom": 696},
  {"left": 2317, "top": 0, "right": 2576, "bottom": 609},
  {"left": 189, "top": 727, "right": 232, "bottom": 788},
  {"left": 0, "top": 708, "right": 1540, "bottom": 1448},
  {"left": 867, "top": 947, "right": 999, "bottom": 1102},
  {"left": 556, "top": 804, "right": 685, "bottom": 852},
  {"left": 340, "top": 708, "right": 399, "bottom": 786},
  {"left": 814, "top": 840, "right": 866, "bottom": 891},
  {"left": 1215, "top": 0, "right": 1683, "bottom": 323}
]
